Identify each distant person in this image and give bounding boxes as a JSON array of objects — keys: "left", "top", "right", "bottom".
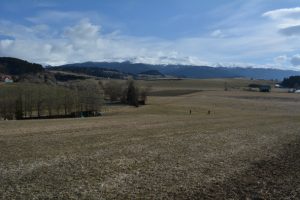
[
  {"left": 189, "top": 109, "right": 192, "bottom": 115},
  {"left": 207, "top": 110, "right": 211, "bottom": 115}
]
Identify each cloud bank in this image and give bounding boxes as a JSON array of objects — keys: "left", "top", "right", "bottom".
[{"left": 1, "top": 5, "right": 300, "bottom": 70}]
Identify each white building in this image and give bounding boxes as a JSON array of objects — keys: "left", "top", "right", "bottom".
[{"left": 3, "top": 76, "right": 13, "bottom": 83}]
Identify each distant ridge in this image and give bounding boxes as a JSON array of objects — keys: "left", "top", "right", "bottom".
[
  {"left": 54, "top": 61, "right": 300, "bottom": 80},
  {"left": 49, "top": 65, "right": 129, "bottom": 79},
  {"left": 139, "top": 70, "right": 165, "bottom": 76},
  {"left": 1, "top": 57, "right": 299, "bottom": 80}
]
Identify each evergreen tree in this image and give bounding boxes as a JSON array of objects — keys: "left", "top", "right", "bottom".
[{"left": 127, "top": 80, "right": 139, "bottom": 107}]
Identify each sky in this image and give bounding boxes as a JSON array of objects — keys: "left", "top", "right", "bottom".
[{"left": 1, "top": 0, "right": 300, "bottom": 69}]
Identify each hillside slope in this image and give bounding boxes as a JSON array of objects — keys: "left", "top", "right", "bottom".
[
  {"left": 0, "top": 57, "right": 57, "bottom": 84},
  {"left": 0, "top": 57, "right": 44, "bottom": 75},
  {"left": 49, "top": 66, "right": 129, "bottom": 79}
]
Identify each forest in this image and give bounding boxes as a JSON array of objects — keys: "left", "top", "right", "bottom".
[{"left": 281, "top": 76, "right": 300, "bottom": 88}]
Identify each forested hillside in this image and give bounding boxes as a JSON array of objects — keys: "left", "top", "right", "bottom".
[{"left": 0, "top": 57, "right": 44, "bottom": 75}]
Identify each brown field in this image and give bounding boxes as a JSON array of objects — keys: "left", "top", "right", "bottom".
[{"left": 1, "top": 78, "right": 300, "bottom": 199}]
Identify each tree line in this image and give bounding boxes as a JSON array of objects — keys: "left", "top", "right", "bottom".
[
  {"left": 0, "top": 81, "right": 103, "bottom": 120},
  {"left": 0, "top": 79, "right": 149, "bottom": 120},
  {"left": 281, "top": 76, "right": 300, "bottom": 88}
]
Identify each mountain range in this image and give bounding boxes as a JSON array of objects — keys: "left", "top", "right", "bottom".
[
  {"left": 1, "top": 57, "right": 300, "bottom": 81},
  {"left": 54, "top": 61, "right": 300, "bottom": 80}
]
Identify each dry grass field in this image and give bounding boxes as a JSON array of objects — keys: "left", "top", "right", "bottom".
[{"left": 1, "top": 79, "right": 300, "bottom": 199}]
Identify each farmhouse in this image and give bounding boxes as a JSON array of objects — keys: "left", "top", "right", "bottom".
[
  {"left": 1, "top": 75, "right": 13, "bottom": 83},
  {"left": 259, "top": 85, "right": 271, "bottom": 92},
  {"left": 248, "top": 84, "right": 271, "bottom": 92}
]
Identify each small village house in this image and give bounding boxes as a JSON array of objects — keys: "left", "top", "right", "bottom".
[
  {"left": 259, "top": 85, "right": 271, "bottom": 92},
  {"left": 1, "top": 75, "right": 14, "bottom": 83}
]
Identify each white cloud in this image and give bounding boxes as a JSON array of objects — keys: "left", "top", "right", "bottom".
[
  {"left": 279, "top": 25, "right": 300, "bottom": 36},
  {"left": 291, "top": 54, "right": 300, "bottom": 66},
  {"left": 263, "top": 7, "right": 300, "bottom": 20},
  {"left": 1, "top": 6, "right": 300, "bottom": 70},
  {"left": 0, "top": 19, "right": 209, "bottom": 66},
  {"left": 211, "top": 30, "right": 225, "bottom": 38},
  {"left": 26, "top": 10, "right": 86, "bottom": 24},
  {"left": 0, "top": 18, "right": 294, "bottom": 67},
  {"left": 0, "top": 39, "right": 14, "bottom": 49},
  {"left": 274, "top": 55, "right": 288, "bottom": 64},
  {"left": 263, "top": 7, "right": 300, "bottom": 36},
  {"left": 64, "top": 19, "right": 100, "bottom": 44}
]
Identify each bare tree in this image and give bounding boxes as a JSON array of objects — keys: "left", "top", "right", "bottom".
[
  {"left": 139, "top": 86, "right": 151, "bottom": 105},
  {"left": 72, "top": 80, "right": 104, "bottom": 114},
  {"left": 104, "top": 81, "right": 123, "bottom": 102},
  {"left": 15, "top": 93, "right": 23, "bottom": 120},
  {"left": 23, "top": 86, "right": 34, "bottom": 117}
]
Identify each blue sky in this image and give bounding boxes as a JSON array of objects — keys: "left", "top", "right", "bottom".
[{"left": 1, "top": 0, "right": 300, "bottom": 69}]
